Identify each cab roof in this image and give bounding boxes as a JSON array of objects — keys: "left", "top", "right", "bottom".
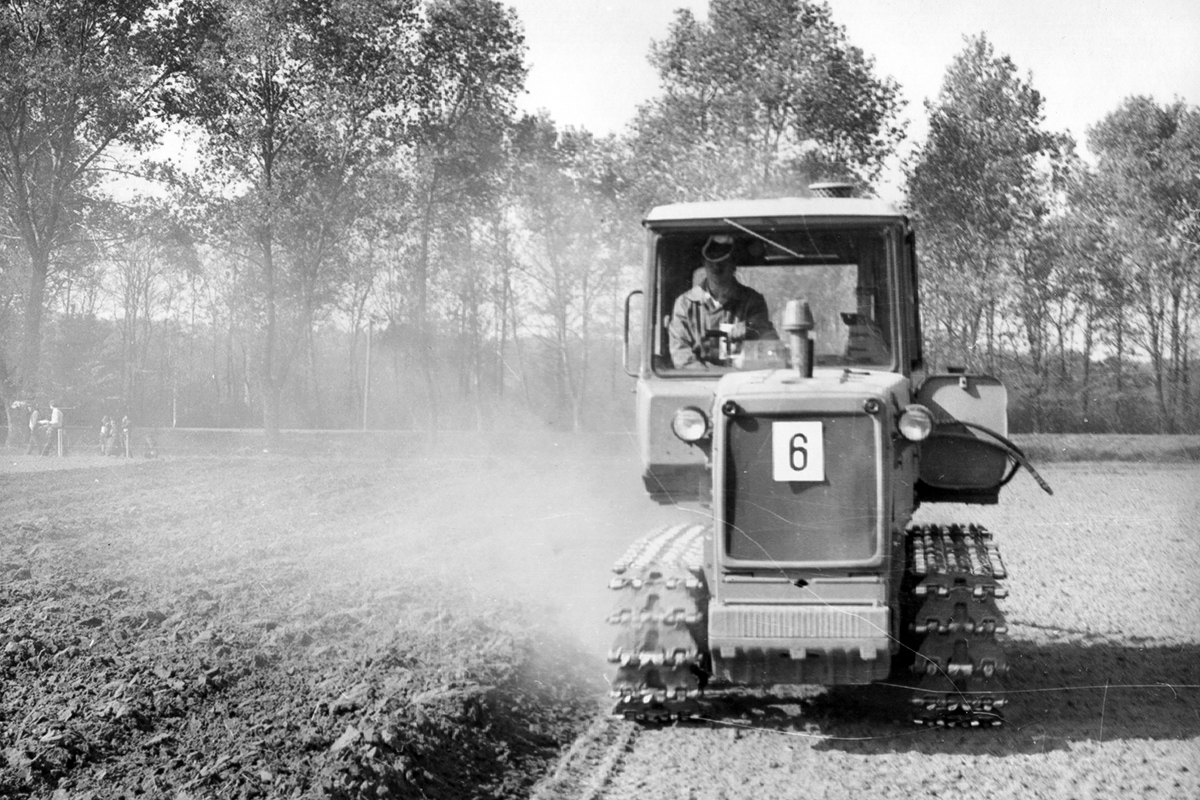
[{"left": 643, "top": 196, "right": 904, "bottom": 226}]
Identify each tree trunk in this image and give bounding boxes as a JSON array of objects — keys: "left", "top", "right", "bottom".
[
  {"left": 4, "top": 406, "right": 31, "bottom": 450},
  {"left": 262, "top": 381, "right": 283, "bottom": 444},
  {"left": 261, "top": 235, "right": 281, "bottom": 445},
  {"left": 497, "top": 261, "right": 510, "bottom": 399},
  {"left": 508, "top": 287, "right": 532, "bottom": 407},
  {"left": 16, "top": 248, "right": 50, "bottom": 398},
  {"left": 1081, "top": 303, "right": 1094, "bottom": 427},
  {"left": 576, "top": 270, "right": 591, "bottom": 432},
  {"left": 416, "top": 179, "right": 439, "bottom": 431},
  {"left": 1114, "top": 313, "right": 1125, "bottom": 429},
  {"left": 307, "top": 322, "right": 323, "bottom": 428}
]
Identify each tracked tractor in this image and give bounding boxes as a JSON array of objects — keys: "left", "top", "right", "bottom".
[{"left": 610, "top": 188, "right": 1052, "bottom": 726}]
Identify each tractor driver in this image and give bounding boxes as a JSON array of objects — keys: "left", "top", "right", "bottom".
[{"left": 668, "top": 234, "right": 777, "bottom": 368}]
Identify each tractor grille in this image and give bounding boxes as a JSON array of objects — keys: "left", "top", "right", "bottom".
[
  {"left": 725, "top": 413, "right": 879, "bottom": 563},
  {"left": 710, "top": 604, "right": 889, "bottom": 640}
]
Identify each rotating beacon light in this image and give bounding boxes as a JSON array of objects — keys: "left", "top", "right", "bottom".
[{"left": 782, "top": 299, "right": 815, "bottom": 378}]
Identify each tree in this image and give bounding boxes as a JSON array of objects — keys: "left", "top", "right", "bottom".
[
  {"left": 399, "top": 0, "right": 525, "bottom": 428},
  {"left": 174, "top": 0, "right": 422, "bottom": 437},
  {"left": 628, "top": 0, "right": 904, "bottom": 204},
  {"left": 0, "top": 0, "right": 207, "bottom": 443},
  {"left": 513, "top": 116, "right": 631, "bottom": 430},
  {"left": 905, "top": 34, "right": 1070, "bottom": 378},
  {"left": 97, "top": 205, "right": 197, "bottom": 423},
  {"left": 1087, "top": 97, "right": 1200, "bottom": 431}
]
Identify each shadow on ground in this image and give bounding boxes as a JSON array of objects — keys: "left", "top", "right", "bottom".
[{"left": 668, "top": 640, "right": 1199, "bottom": 755}]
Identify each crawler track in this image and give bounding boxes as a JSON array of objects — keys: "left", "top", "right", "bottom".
[
  {"left": 607, "top": 524, "right": 710, "bottom": 722},
  {"left": 608, "top": 522, "right": 1010, "bottom": 728},
  {"left": 903, "top": 523, "right": 1009, "bottom": 727}
]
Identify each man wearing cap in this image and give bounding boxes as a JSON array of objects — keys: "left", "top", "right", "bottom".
[{"left": 668, "top": 235, "right": 777, "bottom": 368}]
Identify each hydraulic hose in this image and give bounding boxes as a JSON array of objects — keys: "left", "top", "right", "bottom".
[{"left": 931, "top": 421, "right": 1054, "bottom": 496}]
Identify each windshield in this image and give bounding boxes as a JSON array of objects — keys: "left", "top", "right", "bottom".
[{"left": 651, "top": 224, "right": 898, "bottom": 374}]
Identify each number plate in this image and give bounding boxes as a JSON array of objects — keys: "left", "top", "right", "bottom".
[{"left": 772, "top": 421, "right": 825, "bottom": 482}]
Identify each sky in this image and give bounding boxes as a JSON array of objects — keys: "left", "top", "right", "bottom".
[{"left": 505, "top": 0, "right": 1200, "bottom": 195}]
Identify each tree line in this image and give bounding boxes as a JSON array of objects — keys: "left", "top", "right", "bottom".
[{"left": 2, "top": 0, "right": 1197, "bottom": 443}]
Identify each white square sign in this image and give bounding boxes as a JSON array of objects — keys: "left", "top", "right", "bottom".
[{"left": 772, "top": 421, "right": 825, "bottom": 482}]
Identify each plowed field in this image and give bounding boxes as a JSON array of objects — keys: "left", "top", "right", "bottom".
[{"left": 1, "top": 441, "right": 1197, "bottom": 799}]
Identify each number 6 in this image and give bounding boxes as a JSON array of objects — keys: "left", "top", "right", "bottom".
[{"left": 790, "top": 433, "right": 808, "bottom": 471}]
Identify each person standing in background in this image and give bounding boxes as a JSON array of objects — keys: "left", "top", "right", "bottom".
[
  {"left": 100, "top": 415, "right": 114, "bottom": 455},
  {"left": 41, "top": 401, "right": 64, "bottom": 456},
  {"left": 22, "top": 402, "right": 42, "bottom": 455}
]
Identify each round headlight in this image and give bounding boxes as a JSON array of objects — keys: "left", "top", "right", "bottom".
[
  {"left": 671, "top": 406, "right": 710, "bottom": 443},
  {"left": 898, "top": 404, "right": 934, "bottom": 441}
]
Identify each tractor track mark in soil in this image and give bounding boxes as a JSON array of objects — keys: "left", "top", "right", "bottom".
[{"left": 529, "top": 713, "right": 640, "bottom": 800}]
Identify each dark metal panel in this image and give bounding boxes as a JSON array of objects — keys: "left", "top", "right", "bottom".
[{"left": 725, "top": 414, "right": 879, "bottom": 563}]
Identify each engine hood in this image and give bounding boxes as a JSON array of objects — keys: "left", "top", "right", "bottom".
[{"left": 714, "top": 367, "right": 912, "bottom": 409}]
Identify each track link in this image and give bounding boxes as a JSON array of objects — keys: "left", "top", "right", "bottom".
[
  {"left": 905, "top": 523, "right": 1009, "bottom": 728},
  {"left": 607, "top": 523, "right": 710, "bottom": 722}
]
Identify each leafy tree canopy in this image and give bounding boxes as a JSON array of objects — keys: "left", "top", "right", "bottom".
[
  {"left": 903, "top": 34, "right": 1073, "bottom": 370},
  {"left": 905, "top": 34, "right": 1069, "bottom": 240},
  {"left": 1088, "top": 96, "right": 1200, "bottom": 238},
  {"left": 0, "top": 0, "right": 211, "bottom": 402},
  {"left": 628, "top": 0, "right": 904, "bottom": 203}
]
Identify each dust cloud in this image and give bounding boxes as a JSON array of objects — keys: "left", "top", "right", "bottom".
[
  {"left": 6, "top": 429, "right": 694, "bottom": 666},
  {"left": 382, "top": 432, "right": 695, "bottom": 656},
  {"left": 232, "top": 429, "right": 706, "bottom": 691}
]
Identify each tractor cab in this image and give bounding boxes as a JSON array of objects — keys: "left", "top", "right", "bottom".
[
  {"left": 626, "top": 196, "right": 924, "bottom": 505},
  {"left": 649, "top": 217, "right": 906, "bottom": 374}
]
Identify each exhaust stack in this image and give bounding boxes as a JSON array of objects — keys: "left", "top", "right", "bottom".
[
  {"left": 782, "top": 299, "right": 815, "bottom": 378},
  {"left": 808, "top": 181, "right": 856, "bottom": 198}
]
